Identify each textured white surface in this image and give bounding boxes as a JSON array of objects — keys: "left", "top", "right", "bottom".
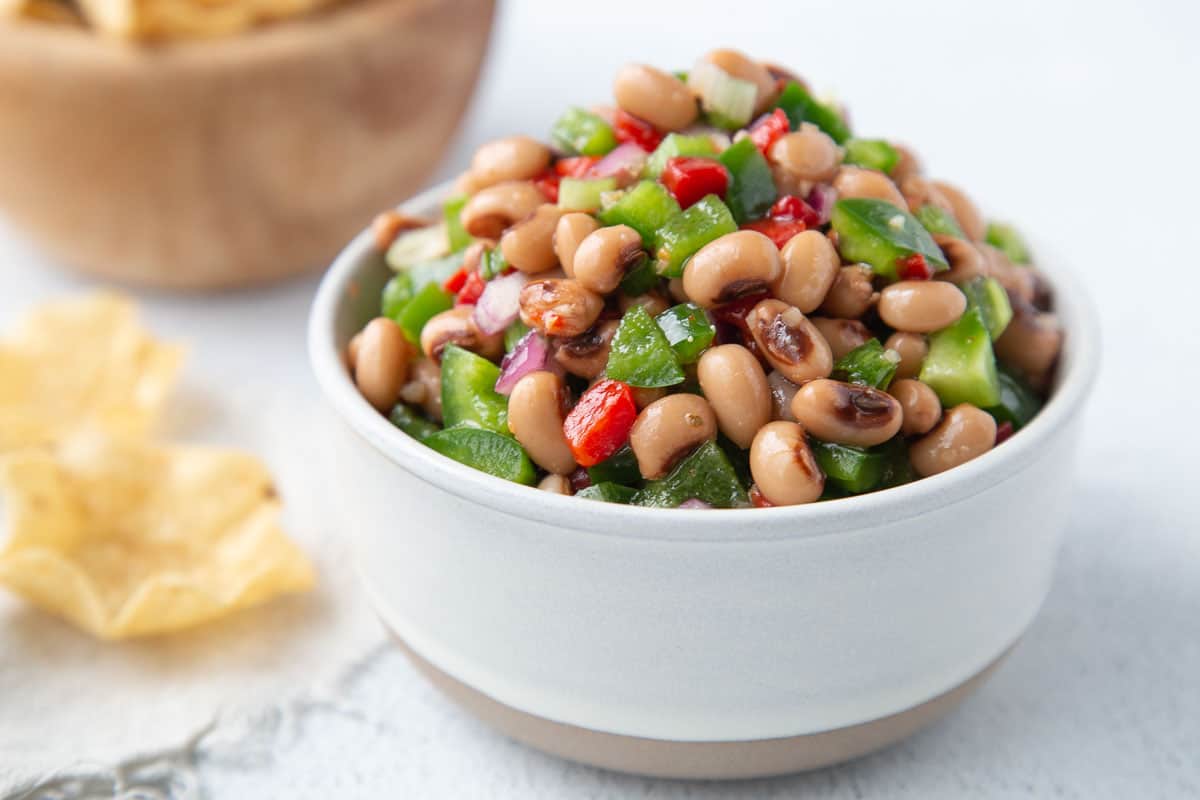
[{"left": 2, "top": 0, "right": 1199, "bottom": 797}]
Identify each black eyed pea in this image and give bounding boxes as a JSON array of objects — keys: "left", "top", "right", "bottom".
[
  {"left": 878, "top": 281, "right": 967, "bottom": 333},
  {"left": 810, "top": 317, "right": 874, "bottom": 360},
  {"left": 613, "top": 64, "right": 698, "bottom": 132},
  {"left": 746, "top": 299, "right": 833, "bottom": 384},
  {"left": 460, "top": 181, "right": 545, "bottom": 240},
  {"left": 981, "top": 244, "right": 1037, "bottom": 304},
  {"left": 933, "top": 234, "right": 987, "bottom": 285},
  {"left": 932, "top": 181, "right": 986, "bottom": 242},
  {"left": 619, "top": 291, "right": 671, "bottom": 318},
  {"left": 554, "top": 319, "right": 619, "bottom": 379},
  {"left": 667, "top": 278, "right": 691, "bottom": 304},
  {"left": 774, "top": 230, "right": 840, "bottom": 313},
  {"left": 890, "top": 379, "right": 942, "bottom": 436},
  {"left": 749, "top": 421, "right": 825, "bottom": 506},
  {"left": 507, "top": 371, "right": 577, "bottom": 475},
  {"left": 819, "top": 264, "right": 878, "bottom": 319},
  {"left": 766, "top": 370, "right": 800, "bottom": 422},
  {"left": 696, "top": 344, "right": 772, "bottom": 449},
  {"left": 790, "top": 378, "right": 903, "bottom": 448},
  {"left": 572, "top": 224, "right": 646, "bottom": 294},
  {"left": 629, "top": 393, "right": 718, "bottom": 479},
  {"left": 354, "top": 317, "right": 412, "bottom": 412},
  {"left": 469, "top": 136, "right": 553, "bottom": 190},
  {"left": 518, "top": 279, "right": 605, "bottom": 338},
  {"left": 501, "top": 204, "right": 566, "bottom": 274},
  {"left": 899, "top": 175, "right": 953, "bottom": 216},
  {"left": 889, "top": 143, "right": 922, "bottom": 184},
  {"left": 683, "top": 230, "right": 781, "bottom": 308},
  {"left": 885, "top": 331, "right": 928, "bottom": 380},
  {"left": 909, "top": 404, "right": 996, "bottom": 477},
  {"left": 346, "top": 332, "right": 363, "bottom": 373},
  {"left": 420, "top": 307, "right": 504, "bottom": 364},
  {"left": 699, "top": 49, "right": 777, "bottom": 113},
  {"left": 553, "top": 212, "right": 600, "bottom": 277},
  {"left": 768, "top": 123, "right": 842, "bottom": 184},
  {"left": 537, "top": 473, "right": 573, "bottom": 495},
  {"left": 833, "top": 166, "right": 907, "bottom": 210},
  {"left": 995, "top": 299, "right": 1063, "bottom": 390}
]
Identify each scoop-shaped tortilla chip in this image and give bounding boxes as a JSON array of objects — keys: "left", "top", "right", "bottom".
[
  {"left": 0, "top": 435, "right": 315, "bottom": 638},
  {"left": 75, "top": 0, "right": 339, "bottom": 39},
  {"left": 0, "top": 294, "right": 183, "bottom": 453}
]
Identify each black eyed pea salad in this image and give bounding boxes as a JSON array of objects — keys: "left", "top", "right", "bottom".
[{"left": 347, "top": 49, "right": 1063, "bottom": 509}]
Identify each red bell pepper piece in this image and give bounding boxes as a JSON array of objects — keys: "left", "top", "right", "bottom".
[
  {"left": 897, "top": 253, "right": 933, "bottom": 280},
  {"left": 562, "top": 379, "right": 638, "bottom": 467},
  {"left": 613, "top": 109, "right": 664, "bottom": 151},
  {"left": 533, "top": 170, "right": 560, "bottom": 202},
  {"left": 442, "top": 266, "right": 469, "bottom": 294},
  {"left": 554, "top": 156, "right": 601, "bottom": 178},
  {"left": 661, "top": 157, "right": 730, "bottom": 210},
  {"left": 748, "top": 108, "right": 790, "bottom": 155},
  {"left": 769, "top": 194, "right": 821, "bottom": 227},
  {"left": 995, "top": 420, "right": 1015, "bottom": 445},
  {"left": 740, "top": 218, "right": 808, "bottom": 249},
  {"left": 456, "top": 270, "right": 487, "bottom": 306}
]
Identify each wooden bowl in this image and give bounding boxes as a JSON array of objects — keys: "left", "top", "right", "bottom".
[{"left": 0, "top": 0, "right": 493, "bottom": 290}]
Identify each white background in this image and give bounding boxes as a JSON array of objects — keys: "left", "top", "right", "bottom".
[{"left": 2, "top": 0, "right": 1199, "bottom": 797}]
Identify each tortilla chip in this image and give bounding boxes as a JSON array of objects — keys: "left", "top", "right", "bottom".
[
  {"left": 0, "top": 434, "right": 315, "bottom": 638},
  {"left": 0, "top": 0, "right": 82, "bottom": 23},
  {"left": 76, "top": 0, "right": 339, "bottom": 38},
  {"left": 0, "top": 294, "right": 183, "bottom": 453}
]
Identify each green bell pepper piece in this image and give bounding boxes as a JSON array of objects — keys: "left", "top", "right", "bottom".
[
  {"left": 772, "top": 81, "right": 851, "bottom": 144},
  {"left": 962, "top": 277, "right": 1013, "bottom": 340},
  {"left": 558, "top": 177, "right": 618, "bottom": 212},
  {"left": 606, "top": 306, "right": 685, "bottom": 388},
  {"left": 503, "top": 318, "right": 531, "bottom": 352},
  {"left": 619, "top": 257, "right": 660, "bottom": 296},
  {"left": 598, "top": 180, "right": 681, "bottom": 244},
  {"left": 443, "top": 194, "right": 472, "bottom": 252},
  {"left": 424, "top": 427, "right": 535, "bottom": 485},
  {"left": 577, "top": 481, "right": 638, "bottom": 504},
  {"left": 655, "top": 303, "right": 716, "bottom": 364},
  {"left": 812, "top": 441, "right": 886, "bottom": 494},
  {"left": 831, "top": 198, "right": 948, "bottom": 280},
  {"left": 876, "top": 436, "right": 917, "bottom": 489},
  {"left": 654, "top": 194, "right": 737, "bottom": 278},
  {"left": 986, "top": 366, "right": 1043, "bottom": 430},
  {"left": 440, "top": 344, "right": 510, "bottom": 434},
  {"left": 396, "top": 281, "right": 453, "bottom": 344},
  {"left": 632, "top": 440, "right": 748, "bottom": 508},
  {"left": 550, "top": 107, "right": 617, "bottom": 156},
  {"left": 405, "top": 253, "right": 463, "bottom": 291},
  {"left": 833, "top": 339, "right": 901, "bottom": 389},
  {"left": 644, "top": 133, "right": 718, "bottom": 178},
  {"left": 920, "top": 307, "right": 1001, "bottom": 408},
  {"left": 587, "top": 443, "right": 641, "bottom": 486},
  {"left": 915, "top": 204, "right": 965, "bottom": 238},
  {"left": 985, "top": 222, "right": 1031, "bottom": 264},
  {"left": 387, "top": 403, "right": 440, "bottom": 443},
  {"left": 717, "top": 137, "right": 776, "bottom": 223},
  {"left": 479, "top": 247, "right": 507, "bottom": 280},
  {"left": 381, "top": 273, "right": 414, "bottom": 321},
  {"left": 842, "top": 138, "right": 899, "bottom": 174}
]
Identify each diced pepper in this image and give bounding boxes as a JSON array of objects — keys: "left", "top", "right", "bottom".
[
  {"left": 769, "top": 195, "right": 820, "bottom": 226},
  {"left": 396, "top": 281, "right": 454, "bottom": 344},
  {"left": 558, "top": 176, "right": 618, "bottom": 212},
  {"left": 986, "top": 365, "right": 1043, "bottom": 430},
  {"left": 833, "top": 339, "right": 901, "bottom": 389},
  {"left": 576, "top": 482, "right": 639, "bottom": 504},
  {"left": 644, "top": 133, "right": 718, "bottom": 178},
  {"left": 619, "top": 256, "right": 659, "bottom": 296},
  {"left": 654, "top": 194, "right": 737, "bottom": 278},
  {"left": 387, "top": 403, "right": 441, "bottom": 443},
  {"left": 995, "top": 420, "right": 1015, "bottom": 444},
  {"left": 456, "top": 270, "right": 487, "bottom": 306},
  {"left": 381, "top": 273, "right": 414, "bottom": 321},
  {"left": 962, "top": 276, "right": 1013, "bottom": 340},
  {"left": 440, "top": 344, "right": 510, "bottom": 434},
  {"left": 555, "top": 156, "right": 600, "bottom": 177},
  {"left": 533, "top": 171, "right": 559, "bottom": 202},
  {"left": 606, "top": 305, "right": 686, "bottom": 388},
  {"left": 831, "top": 198, "right": 948, "bottom": 280},
  {"left": 812, "top": 441, "right": 885, "bottom": 494},
  {"left": 550, "top": 107, "right": 618, "bottom": 156},
  {"left": 717, "top": 137, "right": 776, "bottom": 223},
  {"left": 598, "top": 180, "right": 681, "bottom": 244},
  {"left": 443, "top": 194, "right": 472, "bottom": 252},
  {"left": 563, "top": 378, "right": 638, "bottom": 467},
  {"left": 740, "top": 218, "right": 807, "bottom": 249},
  {"left": 661, "top": 157, "right": 730, "bottom": 209},
  {"left": 915, "top": 204, "right": 964, "bottom": 238},
  {"left": 613, "top": 109, "right": 664, "bottom": 151},
  {"left": 842, "top": 138, "right": 899, "bottom": 174},
  {"left": 876, "top": 436, "right": 916, "bottom": 489},
  {"left": 919, "top": 307, "right": 1001, "bottom": 408},
  {"left": 425, "top": 427, "right": 535, "bottom": 485},
  {"left": 985, "top": 221, "right": 1032, "bottom": 264},
  {"left": 503, "top": 318, "right": 531, "bottom": 352},
  {"left": 772, "top": 81, "right": 851, "bottom": 144},
  {"left": 631, "top": 440, "right": 749, "bottom": 508},
  {"left": 655, "top": 303, "right": 716, "bottom": 364},
  {"left": 586, "top": 444, "right": 641, "bottom": 486},
  {"left": 748, "top": 108, "right": 790, "bottom": 155},
  {"left": 443, "top": 266, "right": 469, "bottom": 294},
  {"left": 405, "top": 253, "right": 463, "bottom": 292},
  {"left": 480, "top": 247, "right": 507, "bottom": 280},
  {"left": 897, "top": 253, "right": 934, "bottom": 281}
]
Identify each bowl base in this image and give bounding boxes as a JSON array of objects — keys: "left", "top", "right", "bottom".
[{"left": 391, "top": 633, "right": 1011, "bottom": 780}]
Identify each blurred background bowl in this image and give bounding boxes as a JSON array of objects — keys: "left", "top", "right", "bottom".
[{"left": 0, "top": 0, "right": 493, "bottom": 290}]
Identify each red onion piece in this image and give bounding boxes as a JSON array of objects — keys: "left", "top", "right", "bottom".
[
  {"left": 806, "top": 184, "right": 837, "bottom": 226},
  {"left": 473, "top": 271, "right": 527, "bottom": 335},
  {"left": 494, "top": 331, "right": 550, "bottom": 395},
  {"left": 678, "top": 498, "right": 713, "bottom": 509},
  {"left": 591, "top": 142, "right": 648, "bottom": 186}
]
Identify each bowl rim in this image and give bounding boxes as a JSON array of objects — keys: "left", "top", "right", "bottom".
[{"left": 308, "top": 181, "right": 1100, "bottom": 543}]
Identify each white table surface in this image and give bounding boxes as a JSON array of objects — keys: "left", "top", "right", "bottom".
[{"left": 3, "top": 1, "right": 1199, "bottom": 797}]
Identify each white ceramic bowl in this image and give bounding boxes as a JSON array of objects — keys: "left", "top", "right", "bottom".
[{"left": 309, "top": 184, "right": 1099, "bottom": 779}]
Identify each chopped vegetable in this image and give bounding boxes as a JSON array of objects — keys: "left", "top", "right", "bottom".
[
  {"left": 606, "top": 306, "right": 686, "bottom": 388},
  {"left": 551, "top": 107, "right": 618, "bottom": 156},
  {"left": 456, "top": 270, "right": 487, "bottom": 306},
  {"left": 772, "top": 81, "right": 851, "bottom": 144},
  {"left": 443, "top": 195, "right": 472, "bottom": 252},
  {"left": 644, "top": 133, "right": 719, "bottom": 178},
  {"left": 619, "top": 257, "right": 660, "bottom": 296},
  {"left": 612, "top": 109, "right": 664, "bottom": 151},
  {"left": 576, "top": 482, "right": 638, "bottom": 504},
  {"left": 493, "top": 331, "right": 551, "bottom": 396},
  {"left": 915, "top": 204, "right": 965, "bottom": 238},
  {"left": 920, "top": 307, "right": 1001, "bottom": 408},
  {"left": 688, "top": 60, "right": 757, "bottom": 129},
  {"left": 387, "top": 404, "right": 440, "bottom": 443},
  {"left": 655, "top": 303, "right": 716, "bottom": 363},
  {"left": 962, "top": 276, "right": 1014, "bottom": 340},
  {"left": 632, "top": 440, "right": 749, "bottom": 508},
  {"left": 473, "top": 270, "right": 528, "bottom": 335},
  {"left": 654, "top": 194, "right": 737, "bottom": 277},
  {"left": 587, "top": 443, "right": 641, "bottom": 486},
  {"left": 985, "top": 222, "right": 1032, "bottom": 264},
  {"left": 833, "top": 339, "right": 901, "bottom": 389},
  {"left": 661, "top": 157, "right": 730, "bottom": 209},
  {"left": 503, "top": 318, "right": 531, "bottom": 352},
  {"left": 812, "top": 441, "right": 885, "bottom": 494},
  {"left": 385, "top": 224, "right": 451, "bottom": 271},
  {"left": 559, "top": 176, "right": 618, "bottom": 212},
  {"left": 591, "top": 143, "right": 649, "bottom": 184},
  {"left": 479, "top": 247, "right": 507, "bottom": 280},
  {"left": 718, "top": 137, "right": 777, "bottom": 223},
  {"left": 986, "top": 365, "right": 1043, "bottom": 430},
  {"left": 396, "top": 282, "right": 453, "bottom": 344},
  {"left": 747, "top": 108, "right": 790, "bottom": 154},
  {"left": 425, "top": 428, "right": 535, "bottom": 485},
  {"left": 741, "top": 217, "right": 808, "bottom": 248},
  {"left": 842, "top": 139, "right": 899, "bottom": 174},
  {"left": 556, "top": 156, "right": 600, "bottom": 177},
  {"left": 831, "top": 198, "right": 948, "bottom": 280},
  {"left": 440, "top": 344, "right": 510, "bottom": 434},
  {"left": 381, "top": 273, "right": 414, "bottom": 320},
  {"left": 598, "top": 180, "right": 681, "bottom": 244},
  {"left": 563, "top": 378, "right": 638, "bottom": 467}
]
